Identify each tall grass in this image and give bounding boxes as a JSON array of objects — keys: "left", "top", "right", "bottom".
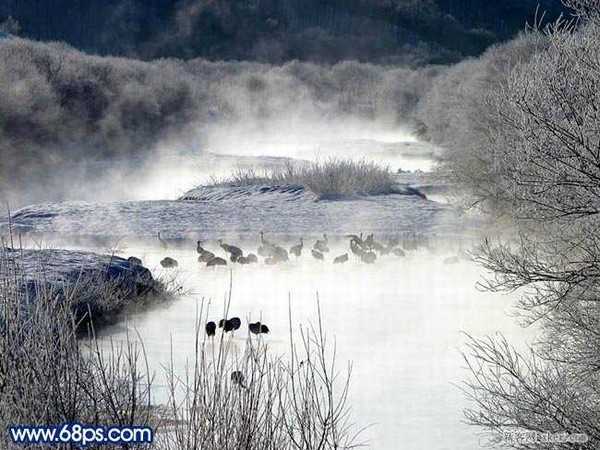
[
  {"left": 210, "top": 158, "right": 395, "bottom": 199},
  {"left": 0, "top": 249, "right": 363, "bottom": 449},
  {"left": 158, "top": 298, "right": 362, "bottom": 450}
]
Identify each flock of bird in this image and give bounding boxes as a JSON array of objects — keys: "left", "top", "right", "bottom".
[
  {"left": 204, "top": 316, "right": 270, "bottom": 390},
  {"left": 204, "top": 317, "right": 269, "bottom": 336},
  {"left": 145, "top": 232, "right": 465, "bottom": 390},
  {"left": 157, "top": 231, "right": 408, "bottom": 269}
]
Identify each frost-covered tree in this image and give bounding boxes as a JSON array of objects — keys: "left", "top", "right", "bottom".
[{"left": 461, "top": 2, "right": 600, "bottom": 448}]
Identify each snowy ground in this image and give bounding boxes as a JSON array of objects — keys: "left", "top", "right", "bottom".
[{"left": 7, "top": 185, "right": 469, "bottom": 242}]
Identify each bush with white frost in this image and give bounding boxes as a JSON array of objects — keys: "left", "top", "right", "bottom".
[{"left": 458, "top": 2, "right": 600, "bottom": 448}]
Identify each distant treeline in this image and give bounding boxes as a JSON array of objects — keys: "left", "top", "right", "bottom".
[
  {"left": 0, "top": 31, "right": 545, "bottom": 205},
  {"left": 0, "top": 0, "right": 569, "bottom": 64}
]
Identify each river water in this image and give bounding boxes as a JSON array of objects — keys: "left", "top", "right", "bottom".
[
  {"left": 10, "top": 132, "right": 528, "bottom": 449},
  {"left": 92, "top": 239, "right": 528, "bottom": 450}
]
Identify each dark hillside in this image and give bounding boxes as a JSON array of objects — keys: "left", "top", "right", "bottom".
[{"left": 0, "top": 0, "right": 569, "bottom": 64}]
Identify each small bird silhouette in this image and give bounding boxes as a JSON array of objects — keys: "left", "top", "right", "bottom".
[
  {"left": 333, "top": 253, "right": 348, "bottom": 264},
  {"left": 219, "top": 239, "right": 243, "bottom": 262},
  {"left": 198, "top": 250, "right": 216, "bottom": 262},
  {"left": 229, "top": 317, "right": 242, "bottom": 330},
  {"left": 249, "top": 322, "right": 270, "bottom": 335},
  {"left": 290, "top": 238, "right": 304, "bottom": 257},
  {"left": 205, "top": 321, "right": 216, "bottom": 337},
  {"left": 160, "top": 257, "right": 178, "bottom": 268},
  {"left": 361, "top": 251, "right": 377, "bottom": 264},
  {"left": 220, "top": 317, "right": 241, "bottom": 332},
  {"left": 314, "top": 234, "right": 329, "bottom": 253},
  {"left": 231, "top": 371, "right": 246, "bottom": 388},
  {"left": 207, "top": 256, "right": 227, "bottom": 266},
  {"left": 312, "top": 249, "right": 324, "bottom": 260}
]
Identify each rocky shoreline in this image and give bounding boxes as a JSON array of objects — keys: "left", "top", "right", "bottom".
[{"left": 1, "top": 247, "right": 158, "bottom": 328}]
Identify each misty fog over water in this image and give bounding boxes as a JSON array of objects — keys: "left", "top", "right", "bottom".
[
  {"left": 4, "top": 128, "right": 526, "bottom": 449},
  {"left": 0, "top": 4, "right": 562, "bottom": 446},
  {"left": 0, "top": 42, "right": 535, "bottom": 446}
]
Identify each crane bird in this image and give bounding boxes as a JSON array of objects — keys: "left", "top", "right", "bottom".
[
  {"left": 220, "top": 317, "right": 241, "bottom": 332},
  {"left": 350, "top": 238, "right": 364, "bottom": 257},
  {"left": 346, "top": 233, "right": 364, "bottom": 247},
  {"left": 311, "top": 249, "right": 324, "bottom": 260},
  {"left": 205, "top": 321, "right": 216, "bottom": 337},
  {"left": 206, "top": 256, "right": 227, "bottom": 266},
  {"left": 218, "top": 239, "right": 243, "bottom": 262},
  {"left": 313, "top": 234, "right": 329, "bottom": 253},
  {"left": 249, "top": 322, "right": 270, "bottom": 335},
  {"left": 198, "top": 250, "right": 216, "bottom": 263},
  {"left": 238, "top": 253, "right": 258, "bottom": 264},
  {"left": 361, "top": 251, "right": 377, "bottom": 264},
  {"left": 290, "top": 238, "right": 303, "bottom": 257},
  {"left": 258, "top": 231, "right": 279, "bottom": 257},
  {"left": 365, "top": 233, "right": 382, "bottom": 251},
  {"left": 265, "top": 246, "right": 289, "bottom": 264},
  {"left": 231, "top": 371, "right": 247, "bottom": 388},
  {"left": 333, "top": 253, "right": 348, "bottom": 264}
]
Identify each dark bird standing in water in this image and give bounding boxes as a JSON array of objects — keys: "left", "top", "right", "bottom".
[
  {"left": 274, "top": 246, "right": 289, "bottom": 261},
  {"left": 258, "top": 231, "right": 276, "bottom": 257},
  {"left": 265, "top": 246, "right": 289, "bottom": 264},
  {"left": 160, "top": 257, "right": 178, "bottom": 268},
  {"left": 231, "top": 371, "right": 246, "bottom": 388},
  {"left": 312, "top": 249, "right": 324, "bottom": 260},
  {"left": 249, "top": 322, "right": 270, "bottom": 335},
  {"left": 198, "top": 250, "right": 216, "bottom": 263},
  {"left": 361, "top": 251, "right": 377, "bottom": 264},
  {"left": 346, "top": 233, "right": 364, "bottom": 248},
  {"left": 205, "top": 321, "right": 216, "bottom": 337},
  {"left": 290, "top": 238, "right": 303, "bottom": 257},
  {"left": 220, "top": 317, "right": 241, "bottom": 332},
  {"left": 207, "top": 256, "right": 227, "bottom": 266},
  {"left": 238, "top": 253, "right": 258, "bottom": 264},
  {"left": 218, "top": 239, "right": 243, "bottom": 262},
  {"left": 314, "top": 234, "right": 329, "bottom": 253},
  {"left": 333, "top": 253, "right": 349, "bottom": 264},
  {"left": 350, "top": 238, "right": 364, "bottom": 257}
]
